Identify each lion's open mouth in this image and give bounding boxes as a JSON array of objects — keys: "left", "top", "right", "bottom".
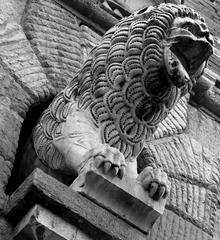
[
  {"left": 170, "top": 36, "right": 213, "bottom": 77},
  {"left": 163, "top": 34, "right": 213, "bottom": 89}
]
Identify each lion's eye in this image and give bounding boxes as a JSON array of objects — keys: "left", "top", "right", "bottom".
[
  {"left": 184, "top": 26, "right": 191, "bottom": 32},
  {"left": 182, "top": 23, "right": 192, "bottom": 31},
  {"left": 182, "top": 23, "right": 198, "bottom": 35}
]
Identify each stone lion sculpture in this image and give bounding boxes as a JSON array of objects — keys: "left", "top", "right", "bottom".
[{"left": 28, "top": 3, "right": 213, "bottom": 201}]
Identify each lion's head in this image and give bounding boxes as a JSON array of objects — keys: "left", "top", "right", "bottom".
[
  {"left": 163, "top": 12, "right": 213, "bottom": 88},
  {"left": 130, "top": 4, "right": 214, "bottom": 123},
  {"left": 71, "top": 4, "right": 213, "bottom": 158}
]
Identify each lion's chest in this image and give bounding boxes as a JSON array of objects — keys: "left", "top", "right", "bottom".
[{"left": 58, "top": 103, "right": 102, "bottom": 151}]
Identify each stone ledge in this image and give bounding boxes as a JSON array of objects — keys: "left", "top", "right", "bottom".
[
  {"left": 71, "top": 161, "right": 166, "bottom": 234},
  {"left": 4, "top": 168, "right": 147, "bottom": 240},
  {"left": 54, "top": 0, "right": 120, "bottom": 34},
  {"left": 13, "top": 204, "right": 92, "bottom": 240}
]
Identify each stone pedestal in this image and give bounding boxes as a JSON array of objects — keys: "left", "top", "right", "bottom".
[
  {"left": 13, "top": 204, "right": 92, "bottom": 240},
  {"left": 71, "top": 161, "right": 166, "bottom": 234},
  {"left": 5, "top": 169, "right": 150, "bottom": 240}
]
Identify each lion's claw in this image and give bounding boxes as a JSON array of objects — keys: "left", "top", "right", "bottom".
[
  {"left": 138, "top": 166, "right": 170, "bottom": 201},
  {"left": 84, "top": 144, "right": 126, "bottom": 178}
]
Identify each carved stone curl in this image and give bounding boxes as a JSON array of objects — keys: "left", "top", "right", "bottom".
[{"left": 32, "top": 3, "right": 213, "bottom": 201}]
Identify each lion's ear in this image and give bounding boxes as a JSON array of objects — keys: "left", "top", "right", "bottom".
[{"left": 134, "top": 6, "right": 154, "bottom": 16}]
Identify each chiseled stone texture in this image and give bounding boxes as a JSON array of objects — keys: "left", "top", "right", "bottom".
[
  {"left": 0, "top": 0, "right": 60, "bottom": 217},
  {"left": 0, "top": 64, "right": 30, "bottom": 118},
  {"left": 13, "top": 204, "right": 93, "bottom": 240},
  {"left": 0, "top": 18, "right": 53, "bottom": 209},
  {"left": 139, "top": 133, "right": 220, "bottom": 239},
  {"left": 151, "top": 95, "right": 189, "bottom": 140},
  {"left": 0, "top": 20, "right": 53, "bottom": 105},
  {"left": 188, "top": 105, "right": 220, "bottom": 158},
  {"left": 0, "top": 64, "right": 28, "bottom": 200},
  {"left": 147, "top": 209, "right": 213, "bottom": 240},
  {"left": 0, "top": 0, "right": 27, "bottom": 23},
  {"left": 213, "top": 209, "right": 220, "bottom": 240},
  {"left": 22, "top": 0, "right": 84, "bottom": 91},
  {"left": 142, "top": 134, "right": 219, "bottom": 188},
  {"left": 0, "top": 19, "right": 52, "bottom": 211},
  {"left": 0, "top": 1, "right": 217, "bottom": 240},
  {"left": 0, "top": 0, "right": 102, "bottom": 212},
  {"left": 21, "top": 0, "right": 102, "bottom": 93}
]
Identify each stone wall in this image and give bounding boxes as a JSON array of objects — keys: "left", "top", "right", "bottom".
[
  {"left": 0, "top": 0, "right": 219, "bottom": 239},
  {"left": 0, "top": 0, "right": 102, "bottom": 239}
]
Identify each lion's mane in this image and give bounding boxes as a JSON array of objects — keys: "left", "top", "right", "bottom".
[{"left": 33, "top": 4, "right": 210, "bottom": 169}]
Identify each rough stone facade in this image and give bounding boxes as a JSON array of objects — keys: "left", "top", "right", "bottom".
[{"left": 0, "top": 0, "right": 219, "bottom": 240}]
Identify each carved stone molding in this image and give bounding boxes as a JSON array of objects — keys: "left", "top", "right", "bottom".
[{"left": 5, "top": 169, "right": 148, "bottom": 240}]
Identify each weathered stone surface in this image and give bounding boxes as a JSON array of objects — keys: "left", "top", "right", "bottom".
[
  {"left": 22, "top": 0, "right": 85, "bottom": 91},
  {"left": 0, "top": 0, "right": 27, "bottom": 23},
  {"left": 0, "top": 1, "right": 217, "bottom": 240},
  {"left": 213, "top": 209, "right": 220, "bottom": 240},
  {"left": 0, "top": 217, "right": 12, "bottom": 240},
  {"left": 167, "top": 179, "right": 218, "bottom": 235},
  {"left": 0, "top": 106, "right": 22, "bottom": 207},
  {"left": 0, "top": 64, "right": 30, "bottom": 118},
  {"left": 0, "top": 20, "right": 52, "bottom": 104},
  {"left": 147, "top": 209, "right": 213, "bottom": 240},
  {"left": 55, "top": 0, "right": 119, "bottom": 34},
  {"left": 5, "top": 169, "right": 148, "bottom": 240},
  {"left": 151, "top": 95, "right": 189, "bottom": 140},
  {"left": 141, "top": 134, "right": 219, "bottom": 187},
  {"left": 188, "top": 105, "right": 220, "bottom": 158},
  {"left": 0, "top": 106, "right": 22, "bottom": 164},
  {"left": 139, "top": 134, "right": 219, "bottom": 235},
  {"left": 80, "top": 25, "right": 101, "bottom": 62},
  {"left": 13, "top": 204, "right": 92, "bottom": 240},
  {"left": 191, "top": 86, "right": 220, "bottom": 118},
  {"left": 0, "top": 63, "right": 32, "bottom": 209},
  {"left": 71, "top": 160, "right": 166, "bottom": 234}
]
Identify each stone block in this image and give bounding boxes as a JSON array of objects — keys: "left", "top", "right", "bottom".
[
  {"left": 71, "top": 160, "right": 166, "bottom": 234},
  {"left": 0, "top": 0, "right": 27, "bottom": 23},
  {"left": 139, "top": 134, "right": 219, "bottom": 235},
  {"left": 5, "top": 168, "right": 148, "bottom": 240},
  {"left": 147, "top": 209, "right": 213, "bottom": 240},
  {"left": 0, "top": 20, "right": 52, "bottom": 104},
  {"left": 13, "top": 204, "right": 92, "bottom": 240},
  {"left": 22, "top": 0, "right": 83, "bottom": 91},
  {"left": 188, "top": 105, "right": 220, "bottom": 158},
  {"left": 140, "top": 134, "right": 219, "bottom": 189}
]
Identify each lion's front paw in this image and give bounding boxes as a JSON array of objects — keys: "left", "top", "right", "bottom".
[
  {"left": 82, "top": 144, "right": 126, "bottom": 178},
  {"left": 138, "top": 166, "right": 170, "bottom": 201}
]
